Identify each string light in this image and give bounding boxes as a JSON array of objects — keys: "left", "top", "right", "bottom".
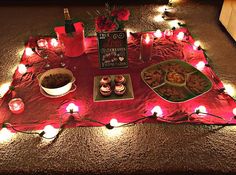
[
  {"left": 25, "top": 47, "right": 34, "bottom": 56},
  {"left": 177, "top": 32, "right": 184, "bottom": 41},
  {"left": 223, "top": 83, "right": 235, "bottom": 97},
  {"left": 66, "top": 103, "right": 79, "bottom": 113},
  {"left": 151, "top": 106, "right": 163, "bottom": 117},
  {"left": 154, "top": 29, "right": 162, "bottom": 38},
  {"left": 0, "top": 82, "right": 11, "bottom": 98},
  {"left": 0, "top": 127, "right": 13, "bottom": 143},
  {"left": 106, "top": 118, "right": 119, "bottom": 129},
  {"left": 157, "top": 5, "right": 168, "bottom": 13},
  {"left": 196, "top": 61, "right": 205, "bottom": 71},
  {"left": 153, "top": 15, "right": 164, "bottom": 22},
  {"left": 18, "top": 64, "right": 27, "bottom": 75},
  {"left": 195, "top": 106, "right": 207, "bottom": 116},
  {"left": 40, "top": 125, "right": 59, "bottom": 139},
  {"left": 233, "top": 108, "right": 236, "bottom": 116},
  {"left": 193, "top": 41, "right": 201, "bottom": 50}
]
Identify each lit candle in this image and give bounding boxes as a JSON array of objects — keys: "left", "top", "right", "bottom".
[
  {"left": 50, "top": 38, "right": 59, "bottom": 47},
  {"left": 164, "top": 29, "right": 173, "bottom": 38},
  {"left": 18, "top": 64, "right": 27, "bottom": 75},
  {"left": 177, "top": 32, "right": 184, "bottom": 41},
  {"left": 8, "top": 98, "right": 25, "bottom": 114},
  {"left": 140, "top": 33, "right": 154, "bottom": 62},
  {"left": 154, "top": 29, "right": 162, "bottom": 38},
  {"left": 37, "top": 39, "right": 48, "bottom": 49},
  {"left": 193, "top": 41, "right": 200, "bottom": 50},
  {"left": 196, "top": 61, "right": 205, "bottom": 71}
]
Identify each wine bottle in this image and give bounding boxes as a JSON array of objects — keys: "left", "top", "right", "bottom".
[{"left": 64, "top": 8, "right": 76, "bottom": 35}]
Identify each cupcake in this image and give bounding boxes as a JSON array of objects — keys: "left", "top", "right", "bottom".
[
  {"left": 114, "top": 83, "right": 126, "bottom": 96},
  {"left": 100, "top": 76, "right": 111, "bottom": 86},
  {"left": 100, "top": 84, "right": 112, "bottom": 97},
  {"left": 114, "top": 75, "right": 126, "bottom": 84}
]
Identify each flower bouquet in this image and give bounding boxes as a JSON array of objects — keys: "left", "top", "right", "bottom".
[{"left": 95, "top": 4, "right": 130, "bottom": 69}]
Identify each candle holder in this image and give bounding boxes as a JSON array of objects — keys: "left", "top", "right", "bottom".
[
  {"left": 8, "top": 98, "right": 25, "bottom": 114},
  {"left": 140, "top": 33, "right": 154, "bottom": 62}
]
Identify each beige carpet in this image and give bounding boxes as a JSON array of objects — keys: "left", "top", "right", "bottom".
[{"left": 0, "top": 0, "right": 235, "bottom": 174}]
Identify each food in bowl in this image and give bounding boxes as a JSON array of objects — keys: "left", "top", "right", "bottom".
[
  {"left": 41, "top": 73, "right": 72, "bottom": 89},
  {"left": 38, "top": 68, "right": 75, "bottom": 96}
]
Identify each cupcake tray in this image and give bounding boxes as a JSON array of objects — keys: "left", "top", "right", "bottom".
[
  {"left": 141, "top": 59, "right": 212, "bottom": 103},
  {"left": 93, "top": 74, "right": 134, "bottom": 102}
]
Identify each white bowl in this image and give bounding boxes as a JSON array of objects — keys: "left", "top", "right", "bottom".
[{"left": 38, "top": 68, "right": 75, "bottom": 96}]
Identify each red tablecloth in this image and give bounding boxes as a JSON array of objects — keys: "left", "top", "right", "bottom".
[{"left": 0, "top": 28, "right": 236, "bottom": 131}]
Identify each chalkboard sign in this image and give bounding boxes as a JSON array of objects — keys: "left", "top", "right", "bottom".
[{"left": 97, "top": 31, "right": 128, "bottom": 69}]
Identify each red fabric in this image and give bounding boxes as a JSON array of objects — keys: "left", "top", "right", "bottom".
[
  {"left": 0, "top": 28, "right": 236, "bottom": 131},
  {"left": 54, "top": 22, "right": 85, "bottom": 57}
]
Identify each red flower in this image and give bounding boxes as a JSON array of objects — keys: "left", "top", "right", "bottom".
[
  {"left": 111, "top": 8, "right": 130, "bottom": 21},
  {"left": 95, "top": 16, "right": 117, "bottom": 32}
]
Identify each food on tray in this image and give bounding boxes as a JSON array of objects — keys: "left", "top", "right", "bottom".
[
  {"left": 156, "top": 85, "right": 187, "bottom": 101},
  {"left": 186, "top": 73, "right": 209, "bottom": 95},
  {"left": 114, "top": 75, "right": 126, "bottom": 84},
  {"left": 166, "top": 72, "right": 185, "bottom": 84},
  {"left": 160, "top": 63, "right": 193, "bottom": 74},
  {"left": 41, "top": 73, "right": 72, "bottom": 88},
  {"left": 143, "top": 69, "right": 164, "bottom": 87},
  {"left": 100, "top": 84, "right": 112, "bottom": 97},
  {"left": 100, "top": 75, "right": 112, "bottom": 86},
  {"left": 114, "top": 83, "right": 126, "bottom": 96},
  {"left": 141, "top": 59, "right": 212, "bottom": 102}
]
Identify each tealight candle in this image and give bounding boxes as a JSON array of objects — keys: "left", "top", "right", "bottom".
[
  {"left": 154, "top": 29, "right": 162, "bottom": 38},
  {"left": 18, "top": 64, "right": 27, "bottom": 75},
  {"left": 8, "top": 98, "right": 25, "bottom": 114},
  {"left": 37, "top": 39, "right": 48, "bottom": 49},
  {"left": 177, "top": 32, "right": 184, "bottom": 41},
  {"left": 140, "top": 33, "right": 154, "bottom": 62}
]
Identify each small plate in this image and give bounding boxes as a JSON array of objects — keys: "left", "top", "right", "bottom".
[{"left": 40, "top": 84, "right": 77, "bottom": 98}]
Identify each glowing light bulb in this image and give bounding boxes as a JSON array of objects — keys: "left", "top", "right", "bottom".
[
  {"left": 110, "top": 119, "right": 119, "bottom": 127},
  {"left": 233, "top": 108, "right": 236, "bottom": 115},
  {"left": 154, "top": 29, "right": 162, "bottom": 38},
  {"left": 157, "top": 5, "right": 167, "bottom": 13},
  {"left": 0, "top": 127, "right": 13, "bottom": 142},
  {"left": 224, "top": 83, "right": 235, "bottom": 97},
  {"left": 0, "top": 82, "right": 11, "bottom": 98},
  {"left": 151, "top": 106, "right": 163, "bottom": 117},
  {"left": 18, "top": 64, "right": 27, "bottom": 75},
  {"left": 164, "top": 29, "right": 173, "bottom": 37},
  {"left": 25, "top": 47, "right": 34, "bottom": 56},
  {"left": 195, "top": 106, "right": 207, "bottom": 116},
  {"left": 196, "top": 61, "right": 205, "bottom": 71},
  {"left": 168, "top": 20, "right": 179, "bottom": 29},
  {"left": 177, "top": 32, "right": 184, "bottom": 41},
  {"left": 42, "top": 125, "right": 58, "bottom": 139},
  {"left": 193, "top": 41, "right": 200, "bottom": 50},
  {"left": 126, "top": 29, "right": 131, "bottom": 38},
  {"left": 153, "top": 15, "right": 164, "bottom": 22},
  {"left": 50, "top": 38, "right": 59, "bottom": 47},
  {"left": 66, "top": 103, "right": 79, "bottom": 113}
]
